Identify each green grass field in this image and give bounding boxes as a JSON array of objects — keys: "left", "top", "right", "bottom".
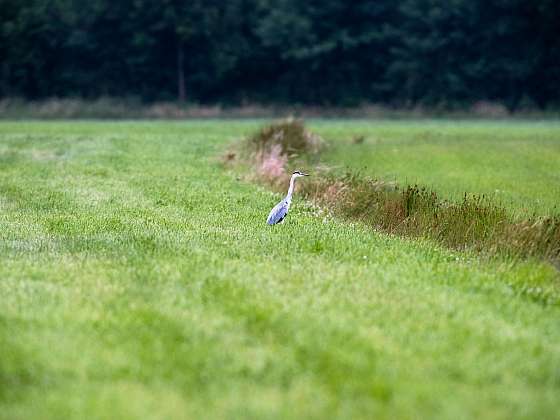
[
  {"left": 1, "top": 121, "right": 559, "bottom": 419},
  {"left": 315, "top": 120, "right": 560, "bottom": 216}
]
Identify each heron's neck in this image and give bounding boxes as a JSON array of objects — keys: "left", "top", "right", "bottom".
[{"left": 286, "top": 175, "right": 297, "bottom": 201}]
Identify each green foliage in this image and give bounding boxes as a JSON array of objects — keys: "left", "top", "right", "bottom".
[{"left": 0, "top": 1, "right": 559, "bottom": 106}]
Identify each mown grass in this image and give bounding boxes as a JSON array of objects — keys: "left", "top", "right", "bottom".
[
  {"left": 314, "top": 120, "right": 560, "bottom": 216},
  {"left": 1, "top": 120, "right": 560, "bottom": 420}
]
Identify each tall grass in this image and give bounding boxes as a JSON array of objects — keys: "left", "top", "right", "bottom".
[{"left": 240, "top": 120, "right": 560, "bottom": 266}]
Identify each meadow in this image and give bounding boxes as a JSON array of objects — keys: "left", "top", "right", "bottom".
[
  {"left": 1, "top": 120, "right": 559, "bottom": 420},
  {"left": 315, "top": 120, "right": 560, "bottom": 216}
]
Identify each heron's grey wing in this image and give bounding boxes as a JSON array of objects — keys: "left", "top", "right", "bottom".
[{"left": 267, "top": 200, "right": 289, "bottom": 225}]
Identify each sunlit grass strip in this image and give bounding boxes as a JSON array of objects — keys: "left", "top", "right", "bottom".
[{"left": 241, "top": 120, "right": 560, "bottom": 266}]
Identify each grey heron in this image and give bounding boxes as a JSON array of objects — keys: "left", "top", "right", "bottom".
[{"left": 266, "top": 170, "right": 309, "bottom": 225}]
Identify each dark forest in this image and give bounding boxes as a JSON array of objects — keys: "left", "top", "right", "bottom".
[{"left": 1, "top": 0, "right": 559, "bottom": 109}]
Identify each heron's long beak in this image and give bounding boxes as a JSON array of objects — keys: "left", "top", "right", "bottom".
[{"left": 303, "top": 173, "right": 309, "bottom": 176}]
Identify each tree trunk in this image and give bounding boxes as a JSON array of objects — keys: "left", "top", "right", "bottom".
[{"left": 177, "top": 43, "right": 186, "bottom": 102}]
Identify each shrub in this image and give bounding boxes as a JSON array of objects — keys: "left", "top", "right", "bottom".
[{"left": 246, "top": 118, "right": 324, "bottom": 156}]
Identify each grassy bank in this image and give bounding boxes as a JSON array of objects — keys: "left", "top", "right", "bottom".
[
  {"left": 241, "top": 119, "right": 560, "bottom": 268},
  {"left": 1, "top": 121, "right": 559, "bottom": 419}
]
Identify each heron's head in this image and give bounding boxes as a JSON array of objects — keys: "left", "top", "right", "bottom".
[{"left": 292, "top": 170, "right": 309, "bottom": 178}]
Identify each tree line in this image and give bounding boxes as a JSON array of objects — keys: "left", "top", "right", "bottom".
[{"left": 1, "top": 0, "right": 559, "bottom": 109}]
